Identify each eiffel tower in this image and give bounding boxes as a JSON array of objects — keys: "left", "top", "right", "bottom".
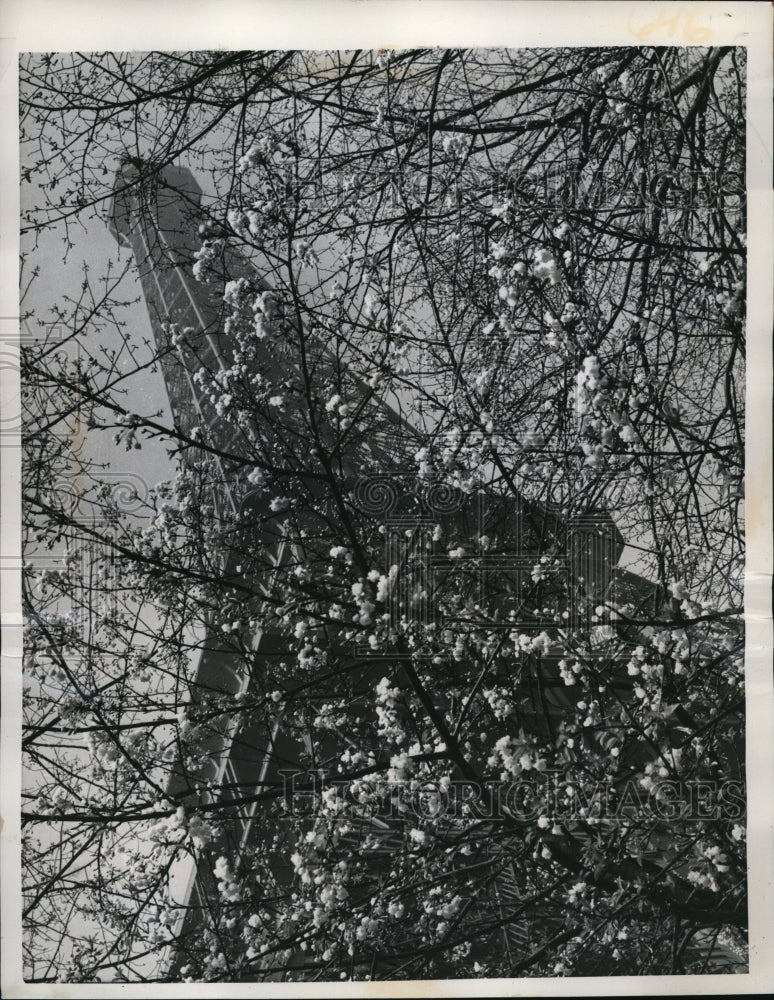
[{"left": 107, "top": 161, "right": 662, "bottom": 978}]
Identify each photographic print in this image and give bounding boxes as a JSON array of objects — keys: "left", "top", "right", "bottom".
[{"left": 7, "top": 7, "right": 771, "bottom": 992}]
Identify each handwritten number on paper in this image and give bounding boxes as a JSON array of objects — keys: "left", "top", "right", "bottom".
[{"left": 627, "top": 7, "right": 713, "bottom": 44}]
